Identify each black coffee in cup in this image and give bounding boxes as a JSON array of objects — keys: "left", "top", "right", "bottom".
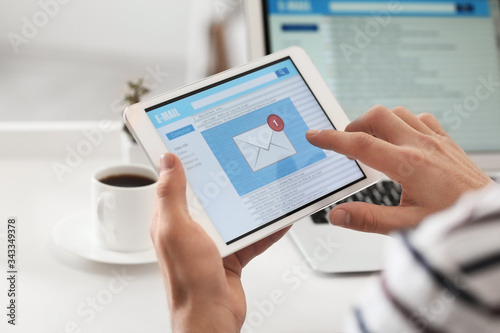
[{"left": 99, "top": 174, "right": 156, "bottom": 187}]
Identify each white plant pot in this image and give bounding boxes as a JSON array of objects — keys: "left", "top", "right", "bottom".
[{"left": 121, "top": 132, "right": 150, "bottom": 166}]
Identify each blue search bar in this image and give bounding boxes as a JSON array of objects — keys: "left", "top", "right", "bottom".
[
  {"left": 191, "top": 68, "right": 290, "bottom": 110},
  {"left": 329, "top": 2, "right": 456, "bottom": 14},
  {"left": 275, "top": 68, "right": 289, "bottom": 77}
]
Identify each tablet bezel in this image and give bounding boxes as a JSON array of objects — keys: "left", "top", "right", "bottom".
[{"left": 124, "top": 46, "right": 380, "bottom": 257}]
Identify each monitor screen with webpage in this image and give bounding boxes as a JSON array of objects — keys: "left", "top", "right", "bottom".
[{"left": 257, "top": 0, "right": 500, "bottom": 154}]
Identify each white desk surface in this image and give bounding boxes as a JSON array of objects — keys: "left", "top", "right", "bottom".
[{"left": 0, "top": 124, "right": 377, "bottom": 333}]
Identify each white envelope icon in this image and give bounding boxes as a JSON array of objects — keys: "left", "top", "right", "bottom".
[{"left": 233, "top": 124, "right": 296, "bottom": 171}]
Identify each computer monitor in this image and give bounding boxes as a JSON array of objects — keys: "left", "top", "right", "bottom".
[{"left": 246, "top": 0, "right": 500, "bottom": 172}]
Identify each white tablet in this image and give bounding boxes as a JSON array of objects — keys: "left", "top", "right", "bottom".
[{"left": 124, "top": 46, "right": 380, "bottom": 257}]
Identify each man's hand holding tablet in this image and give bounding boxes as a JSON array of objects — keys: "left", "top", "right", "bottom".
[
  {"left": 124, "top": 46, "right": 380, "bottom": 257},
  {"left": 126, "top": 46, "right": 493, "bottom": 332}
]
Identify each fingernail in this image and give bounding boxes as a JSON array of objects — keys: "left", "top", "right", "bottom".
[
  {"left": 160, "top": 153, "right": 175, "bottom": 171},
  {"left": 306, "top": 129, "right": 321, "bottom": 136},
  {"left": 331, "top": 209, "right": 350, "bottom": 227}
]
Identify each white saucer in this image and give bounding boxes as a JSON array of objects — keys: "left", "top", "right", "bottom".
[{"left": 52, "top": 211, "right": 157, "bottom": 265}]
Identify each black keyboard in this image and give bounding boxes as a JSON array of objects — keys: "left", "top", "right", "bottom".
[
  {"left": 310, "top": 176, "right": 499, "bottom": 224},
  {"left": 311, "top": 180, "right": 402, "bottom": 224}
]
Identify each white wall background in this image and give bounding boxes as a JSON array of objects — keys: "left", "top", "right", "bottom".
[
  {"left": 1, "top": 0, "right": 191, "bottom": 59},
  {"left": 0, "top": 0, "right": 247, "bottom": 122}
]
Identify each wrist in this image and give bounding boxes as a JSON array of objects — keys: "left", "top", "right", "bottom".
[{"left": 171, "top": 301, "right": 241, "bottom": 333}]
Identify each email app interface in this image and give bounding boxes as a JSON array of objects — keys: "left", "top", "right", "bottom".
[{"left": 146, "top": 58, "right": 365, "bottom": 243}]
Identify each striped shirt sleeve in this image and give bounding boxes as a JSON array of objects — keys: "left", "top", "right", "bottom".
[{"left": 346, "top": 182, "right": 500, "bottom": 333}]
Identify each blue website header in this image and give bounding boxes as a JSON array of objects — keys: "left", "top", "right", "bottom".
[
  {"left": 147, "top": 59, "right": 300, "bottom": 129},
  {"left": 267, "top": 0, "right": 490, "bottom": 17}
]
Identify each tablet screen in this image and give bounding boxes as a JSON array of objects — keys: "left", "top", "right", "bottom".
[{"left": 146, "top": 57, "right": 365, "bottom": 244}]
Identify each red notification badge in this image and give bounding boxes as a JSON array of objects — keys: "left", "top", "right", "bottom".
[{"left": 267, "top": 114, "right": 284, "bottom": 132}]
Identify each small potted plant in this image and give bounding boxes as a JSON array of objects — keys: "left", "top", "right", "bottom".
[{"left": 122, "top": 79, "right": 150, "bottom": 165}]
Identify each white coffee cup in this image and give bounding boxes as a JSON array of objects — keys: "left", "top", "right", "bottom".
[{"left": 91, "top": 164, "right": 158, "bottom": 252}]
